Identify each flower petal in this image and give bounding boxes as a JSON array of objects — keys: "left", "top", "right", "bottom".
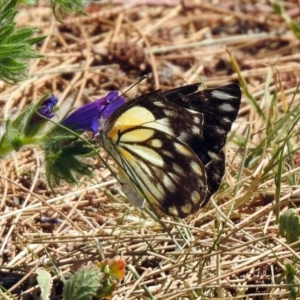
[
  {"left": 61, "top": 91, "right": 126, "bottom": 133},
  {"left": 31, "top": 94, "right": 58, "bottom": 125}
]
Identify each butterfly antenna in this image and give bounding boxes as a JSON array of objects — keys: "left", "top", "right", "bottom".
[{"left": 120, "top": 75, "right": 147, "bottom": 97}]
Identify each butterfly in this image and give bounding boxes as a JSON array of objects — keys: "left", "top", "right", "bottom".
[{"left": 98, "top": 83, "right": 241, "bottom": 218}]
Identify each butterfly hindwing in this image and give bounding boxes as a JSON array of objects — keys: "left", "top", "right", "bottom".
[
  {"left": 100, "top": 94, "right": 208, "bottom": 217},
  {"left": 99, "top": 83, "right": 241, "bottom": 217},
  {"left": 163, "top": 83, "right": 241, "bottom": 204},
  {"left": 165, "top": 83, "right": 241, "bottom": 157}
]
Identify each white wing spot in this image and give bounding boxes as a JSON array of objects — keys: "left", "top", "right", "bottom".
[
  {"left": 215, "top": 127, "right": 226, "bottom": 135},
  {"left": 190, "top": 161, "right": 203, "bottom": 176},
  {"left": 178, "top": 131, "right": 190, "bottom": 142},
  {"left": 163, "top": 109, "right": 176, "bottom": 117},
  {"left": 169, "top": 173, "right": 180, "bottom": 184},
  {"left": 168, "top": 206, "right": 179, "bottom": 216},
  {"left": 212, "top": 144, "right": 221, "bottom": 151},
  {"left": 186, "top": 108, "right": 199, "bottom": 114},
  {"left": 192, "top": 125, "right": 201, "bottom": 134},
  {"left": 174, "top": 143, "right": 193, "bottom": 157},
  {"left": 153, "top": 101, "right": 165, "bottom": 107},
  {"left": 208, "top": 151, "right": 220, "bottom": 160},
  {"left": 191, "top": 190, "right": 201, "bottom": 204},
  {"left": 163, "top": 175, "right": 175, "bottom": 191},
  {"left": 219, "top": 103, "right": 235, "bottom": 112},
  {"left": 212, "top": 90, "right": 237, "bottom": 100},
  {"left": 198, "top": 178, "right": 206, "bottom": 189},
  {"left": 146, "top": 118, "right": 173, "bottom": 135},
  {"left": 173, "top": 163, "right": 183, "bottom": 174},
  {"left": 150, "top": 139, "right": 163, "bottom": 148},
  {"left": 129, "top": 144, "right": 164, "bottom": 167},
  {"left": 193, "top": 116, "right": 202, "bottom": 124},
  {"left": 162, "top": 150, "right": 174, "bottom": 158},
  {"left": 222, "top": 117, "right": 231, "bottom": 123},
  {"left": 181, "top": 203, "right": 192, "bottom": 214}
]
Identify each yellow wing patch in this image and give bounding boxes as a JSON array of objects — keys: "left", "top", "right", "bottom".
[
  {"left": 120, "top": 128, "right": 154, "bottom": 143},
  {"left": 108, "top": 106, "right": 155, "bottom": 142},
  {"left": 115, "top": 106, "right": 155, "bottom": 127}
]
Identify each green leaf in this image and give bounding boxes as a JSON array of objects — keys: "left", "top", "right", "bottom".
[
  {"left": 0, "top": 0, "right": 45, "bottom": 83},
  {"left": 17, "top": 0, "right": 38, "bottom": 4},
  {"left": 285, "top": 263, "right": 299, "bottom": 300},
  {"left": 45, "top": 140, "right": 94, "bottom": 187},
  {"left": 63, "top": 267, "right": 103, "bottom": 300},
  {"left": 0, "top": 44, "right": 30, "bottom": 59},
  {"left": 0, "top": 25, "right": 15, "bottom": 43},
  {"left": 36, "top": 268, "right": 53, "bottom": 300},
  {"left": 290, "top": 21, "right": 300, "bottom": 39},
  {"left": 8, "top": 27, "right": 39, "bottom": 43},
  {"left": 0, "top": 100, "right": 48, "bottom": 156},
  {"left": 272, "top": 1, "right": 284, "bottom": 15},
  {"left": 26, "top": 35, "right": 47, "bottom": 45},
  {"left": 279, "top": 209, "right": 300, "bottom": 244},
  {"left": 0, "top": 57, "right": 26, "bottom": 71},
  {"left": 0, "top": 0, "right": 18, "bottom": 19},
  {"left": 51, "top": 0, "right": 89, "bottom": 22},
  {"left": 5, "top": 119, "right": 23, "bottom": 151}
]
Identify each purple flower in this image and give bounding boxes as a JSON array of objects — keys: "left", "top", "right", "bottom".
[
  {"left": 31, "top": 94, "right": 58, "bottom": 125},
  {"left": 61, "top": 91, "right": 126, "bottom": 134}
]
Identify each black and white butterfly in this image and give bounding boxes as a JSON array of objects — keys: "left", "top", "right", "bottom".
[{"left": 98, "top": 83, "right": 241, "bottom": 218}]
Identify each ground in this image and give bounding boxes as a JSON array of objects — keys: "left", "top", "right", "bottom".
[{"left": 1, "top": 0, "right": 300, "bottom": 299}]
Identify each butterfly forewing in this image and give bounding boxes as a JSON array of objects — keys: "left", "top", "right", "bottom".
[
  {"left": 100, "top": 95, "right": 208, "bottom": 218},
  {"left": 99, "top": 83, "right": 241, "bottom": 217}
]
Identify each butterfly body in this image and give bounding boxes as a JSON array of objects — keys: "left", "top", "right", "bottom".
[{"left": 99, "top": 83, "right": 241, "bottom": 218}]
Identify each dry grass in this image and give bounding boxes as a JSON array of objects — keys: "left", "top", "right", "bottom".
[{"left": 1, "top": 0, "right": 300, "bottom": 299}]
